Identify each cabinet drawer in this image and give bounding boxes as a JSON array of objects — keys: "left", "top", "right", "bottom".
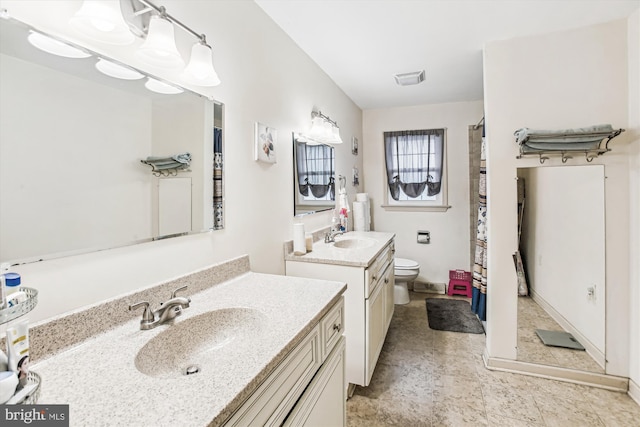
[
  {"left": 226, "top": 325, "right": 321, "bottom": 426},
  {"left": 320, "top": 298, "right": 344, "bottom": 360}
]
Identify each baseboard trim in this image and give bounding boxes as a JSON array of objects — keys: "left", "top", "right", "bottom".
[
  {"left": 530, "top": 289, "right": 605, "bottom": 368},
  {"left": 482, "top": 354, "right": 628, "bottom": 392},
  {"left": 629, "top": 378, "right": 640, "bottom": 405}
]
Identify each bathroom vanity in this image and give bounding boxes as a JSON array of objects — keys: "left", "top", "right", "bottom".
[
  {"left": 28, "top": 257, "right": 346, "bottom": 426},
  {"left": 285, "top": 231, "right": 395, "bottom": 388}
]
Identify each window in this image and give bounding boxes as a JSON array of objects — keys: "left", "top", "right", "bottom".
[{"left": 383, "top": 129, "right": 449, "bottom": 211}]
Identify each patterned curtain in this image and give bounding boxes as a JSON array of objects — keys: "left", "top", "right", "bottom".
[
  {"left": 213, "top": 127, "right": 223, "bottom": 230},
  {"left": 472, "top": 134, "right": 487, "bottom": 321}
]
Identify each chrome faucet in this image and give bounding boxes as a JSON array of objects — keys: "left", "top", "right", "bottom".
[
  {"left": 324, "top": 229, "right": 345, "bottom": 243},
  {"left": 129, "top": 286, "right": 191, "bottom": 330}
]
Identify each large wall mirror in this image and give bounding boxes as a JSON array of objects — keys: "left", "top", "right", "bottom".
[
  {"left": 516, "top": 164, "right": 606, "bottom": 374},
  {"left": 292, "top": 134, "right": 336, "bottom": 216},
  {"left": 0, "top": 17, "right": 223, "bottom": 265}
]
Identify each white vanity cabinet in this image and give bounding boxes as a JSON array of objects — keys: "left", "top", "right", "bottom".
[
  {"left": 285, "top": 237, "right": 395, "bottom": 388},
  {"left": 225, "top": 297, "right": 345, "bottom": 427}
]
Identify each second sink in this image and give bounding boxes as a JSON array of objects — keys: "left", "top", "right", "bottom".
[
  {"left": 135, "top": 308, "right": 267, "bottom": 379},
  {"left": 332, "top": 237, "right": 376, "bottom": 249}
]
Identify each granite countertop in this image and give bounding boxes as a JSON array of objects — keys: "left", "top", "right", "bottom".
[
  {"left": 284, "top": 231, "right": 395, "bottom": 268},
  {"left": 32, "top": 272, "right": 346, "bottom": 427}
]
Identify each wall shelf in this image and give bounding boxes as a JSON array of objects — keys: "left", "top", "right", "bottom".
[{"left": 514, "top": 126, "right": 624, "bottom": 164}]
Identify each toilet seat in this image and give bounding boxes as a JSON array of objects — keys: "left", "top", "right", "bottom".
[{"left": 394, "top": 257, "right": 419, "bottom": 270}]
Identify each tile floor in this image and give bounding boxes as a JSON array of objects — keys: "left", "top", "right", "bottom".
[
  {"left": 517, "top": 296, "right": 604, "bottom": 373},
  {"left": 346, "top": 292, "right": 640, "bottom": 426}
]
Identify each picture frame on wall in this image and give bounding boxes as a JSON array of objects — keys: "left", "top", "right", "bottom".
[
  {"left": 255, "top": 122, "right": 277, "bottom": 163},
  {"left": 352, "top": 136, "right": 358, "bottom": 155}
]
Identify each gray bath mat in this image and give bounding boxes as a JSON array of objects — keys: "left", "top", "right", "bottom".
[
  {"left": 426, "top": 298, "right": 484, "bottom": 334},
  {"left": 535, "top": 329, "right": 585, "bottom": 350}
]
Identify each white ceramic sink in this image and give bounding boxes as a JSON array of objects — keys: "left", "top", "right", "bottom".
[
  {"left": 332, "top": 237, "right": 376, "bottom": 249},
  {"left": 135, "top": 308, "right": 267, "bottom": 378}
]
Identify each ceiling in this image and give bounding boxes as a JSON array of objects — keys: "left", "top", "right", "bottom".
[{"left": 255, "top": 0, "right": 639, "bottom": 110}]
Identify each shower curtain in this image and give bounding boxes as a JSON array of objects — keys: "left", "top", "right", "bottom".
[{"left": 471, "top": 133, "right": 487, "bottom": 321}]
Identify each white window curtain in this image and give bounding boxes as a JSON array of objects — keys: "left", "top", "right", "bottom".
[{"left": 384, "top": 129, "right": 444, "bottom": 201}]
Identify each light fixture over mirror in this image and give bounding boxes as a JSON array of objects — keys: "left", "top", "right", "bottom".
[
  {"left": 302, "top": 110, "right": 343, "bottom": 145},
  {"left": 95, "top": 57, "right": 144, "bottom": 79},
  {"left": 69, "top": 0, "right": 135, "bottom": 45}
]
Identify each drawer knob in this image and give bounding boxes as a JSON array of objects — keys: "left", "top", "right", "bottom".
[
  {"left": 384, "top": 278, "right": 389, "bottom": 284},
  {"left": 332, "top": 323, "right": 341, "bottom": 332},
  {"left": 372, "top": 275, "right": 377, "bottom": 281}
]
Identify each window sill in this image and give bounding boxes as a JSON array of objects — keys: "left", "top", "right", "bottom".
[{"left": 381, "top": 204, "right": 451, "bottom": 212}]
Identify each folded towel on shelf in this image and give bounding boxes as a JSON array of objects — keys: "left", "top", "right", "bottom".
[
  {"left": 141, "top": 152, "right": 192, "bottom": 171},
  {"left": 514, "top": 125, "right": 620, "bottom": 152},
  {"left": 514, "top": 124, "right": 614, "bottom": 145}
]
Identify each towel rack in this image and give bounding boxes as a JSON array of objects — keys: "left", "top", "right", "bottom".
[
  {"left": 514, "top": 126, "right": 624, "bottom": 164},
  {"left": 140, "top": 153, "right": 192, "bottom": 177}
]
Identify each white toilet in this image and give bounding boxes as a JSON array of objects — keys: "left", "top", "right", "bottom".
[{"left": 394, "top": 257, "right": 420, "bottom": 305}]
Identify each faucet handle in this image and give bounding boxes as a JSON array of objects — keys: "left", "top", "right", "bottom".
[
  {"left": 171, "top": 285, "right": 188, "bottom": 299},
  {"left": 129, "top": 301, "right": 154, "bottom": 323}
]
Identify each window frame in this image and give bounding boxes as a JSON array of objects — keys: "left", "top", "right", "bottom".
[{"left": 381, "top": 128, "right": 450, "bottom": 212}]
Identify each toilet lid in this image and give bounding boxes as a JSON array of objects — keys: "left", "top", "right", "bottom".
[{"left": 394, "top": 257, "right": 419, "bottom": 270}]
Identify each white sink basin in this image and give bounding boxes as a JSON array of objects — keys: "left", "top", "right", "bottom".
[
  {"left": 332, "top": 238, "right": 376, "bottom": 249},
  {"left": 135, "top": 308, "right": 267, "bottom": 378}
]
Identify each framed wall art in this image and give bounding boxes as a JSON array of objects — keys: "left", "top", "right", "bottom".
[{"left": 255, "top": 122, "right": 277, "bottom": 163}]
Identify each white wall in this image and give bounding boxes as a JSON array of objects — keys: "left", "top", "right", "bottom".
[
  {"left": 483, "top": 19, "right": 632, "bottom": 375},
  {"left": 627, "top": 8, "right": 640, "bottom": 401},
  {"left": 1, "top": 0, "right": 362, "bottom": 324},
  {"left": 362, "top": 101, "right": 484, "bottom": 285},
  {"left": 519, "top": 165, "right": 606, "bottom": 356}
]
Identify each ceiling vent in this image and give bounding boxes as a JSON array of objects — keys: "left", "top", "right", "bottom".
[{"left": 394, "top": 70, "right": 425, "bottom": 86}]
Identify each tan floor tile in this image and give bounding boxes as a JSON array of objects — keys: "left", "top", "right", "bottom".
[
  {"left": 525, "top": 376, "right": 593, "bottom": 401},
  {"left": 487, "top": 413, "right": 545, "bottom": 426},
  {"left": 432, "top": 373, "right": 485, "bottom": 412},
  {"left": 482, "top": 383, "right": 544, "bottom": 424},
  {"left": 432, "top": 401, "right": 488, "bottom": 426},
  {"left": 534, "top": 392, "right": 605, "bottom": 426}
]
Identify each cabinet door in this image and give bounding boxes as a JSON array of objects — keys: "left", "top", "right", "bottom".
[
  {"left": 383, "top": 263, "right": 395, "bottom": 332},
  {"left": 283, "top": 338, "right": 346, "bottom": 427},
  {"left": 365, "top": 279, "right": 385, "bottom": 385}
]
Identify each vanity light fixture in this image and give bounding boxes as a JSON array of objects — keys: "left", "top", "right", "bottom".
[
  {"left": 182, "top": 41, "right": 221, "bottom": 87},
  {"left": 70, "top": 0, "right": 135, "bottom": 45},
  {"left": 95, "top": 58, "right": 144, "bottom": 80},
  {"left": 136, "top": 15, "right": 184, "bottom": 68},
  {"left": 144, "top": 76, "right": 184, "bottom": 94},
  {"left": 303, "top": 111, "right": 343, "bottom": 145},
  {"left": 394, "top": 70, "right": 425, "bottom": 86},
  {"left": 27, "top": 31, "right": 92, "bottom": 59}
]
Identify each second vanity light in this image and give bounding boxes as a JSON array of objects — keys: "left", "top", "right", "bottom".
[{"left": 303, "top": 111, "right": 344, "bottom": 145}]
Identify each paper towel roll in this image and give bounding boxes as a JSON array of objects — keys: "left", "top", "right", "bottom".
[
  {"left": 293, "top": 223, "right": 306, "bottom": 255},
  {"left": 353, "top": 201, "right": 367, "bottom": 232},
  {"left": 356, "top": 193, "right": 369, "bottom": 202}
]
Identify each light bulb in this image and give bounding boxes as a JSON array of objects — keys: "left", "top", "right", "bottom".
[
  {"left": 70, "top": 0, "right": 134, "bottom": 45},
  {"left": 136, "top": 16, "right": 184, "bottom": 68},
  {"left": 182, "top": 43, "right": 220, "bottom": 86}
]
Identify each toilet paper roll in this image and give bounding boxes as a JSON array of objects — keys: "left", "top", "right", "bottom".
[{"left": 293, "top": 223, "right": 306, "bottom": 255}]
